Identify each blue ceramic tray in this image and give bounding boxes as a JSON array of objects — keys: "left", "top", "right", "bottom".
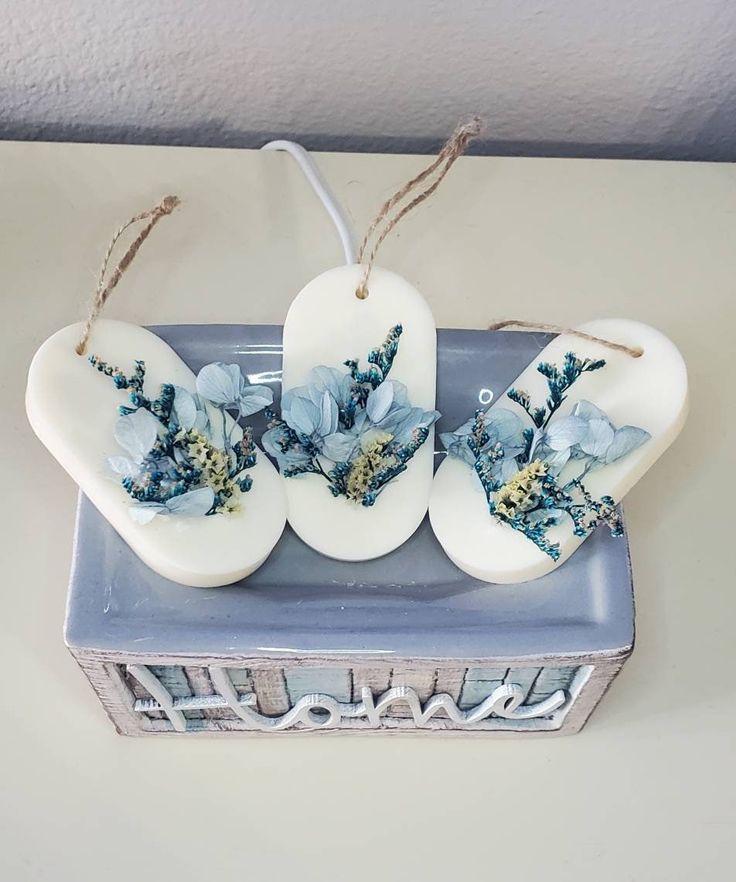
[{"left": 65, "top": 326, "right": 634, "bottom": 662}]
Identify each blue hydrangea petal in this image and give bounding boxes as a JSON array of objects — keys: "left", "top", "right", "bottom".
[
  {"left": 439, "top": 430, "right": 458, "bottom": 451},
  {"left": 390, "top": 406, "right": 439, "bottom": 444},
  {"left": 366, "top": 381, "right": 395, "bottom": 423},
  {"left": 580, "top": 418, "right": 615, "bottom": 458},
  {"left": 573, "top": 400, "right": 610, "bottom": 423},
  {"left": 189, "top": 394, "right": 212, "bottom": 435},
  {"left": 322, "top": 431, "right": 359, "bottom": 462},
  {"left": 172, "top": 386, "right": 198, "bottom": 430},
  {"left": 484, "top": 408, "right": 524, "bottom": 447},
  {"left": 526, "top": 507, "right": 564, "bottom": 526},
  {"left": 108, "top": 455, "right": 137, "bottom": 476},
  {"left": 604, "top": 425, "right": 650, "bottom": 463},
  {"left": 317, "top": 390, "right": 339, "bottom": 437},
  {"left": 279, "top": 387, "right": 298, "bottom": 417},
  {"left": 114, "top": 408, "right": 160, "bottom": 462},
  {"left": 418, "top": 408, "right": 441, "bottom": 429},
  {"left": 379, "top": 405, "right": 413, "bottom": 436},
  {"left": 261, "top": 425, "right": 286, "bottom": 459},
  {"left": 440, "top": 429, "right": 477, "bottom": 466},
  {"left": 129, "top": 503, "right": 164, "bottom": 525},
  {"left": 457, "top": 445, "right": 477, "bottom": 466},
  {"left": 544, "top": 415, "right": 589, "bottom": 451},
  {"left": 286, "top": 394, "right": 321, "bottom": 436},
  {"left": 498, "top": 457, "right": 521, "bottom": 483},
  {"left": 164, "top": 487, "right": 215, "bottom": 517},
  {"left": 282, "top": 448, "right": 313, "bottom": 467},
  {"left": 352, "top": 408, "right": 368, "bottom": 432},
  {"left": 310, "top": 365, "right": 349, "bottom": 405},
  {"left": 544, "top": 446, "right": 571, "bottom": 475},
  {"left": 196, "top": 362, "right": 244, "bottom": 407},
  {"left": 261, "top": 426, "right": 312, "bottom": 468},
  {"left": 238, "top": 384, "right": 273, "bottom": 418},
  {"left": 389, "top": 379, "right": 410, "bottom": 408},
  {"left": 173, "top": 447, "right": 189, "bottom": 466},
  {"left": 441, "top": 417, "right": 475, "bottom": 446}
]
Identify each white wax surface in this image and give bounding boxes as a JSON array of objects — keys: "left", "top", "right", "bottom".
[
  {"left": 430, "top": 319, "right": 688, "bottom": 584},
  {"left": 281, "top": 265, "right": 437, "bottom": 561},
  {"left": 26, "top": 320, "right": 286, "bottom": 587}
]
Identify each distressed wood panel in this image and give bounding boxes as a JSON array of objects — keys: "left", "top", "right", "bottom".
[
  {"left": 559, "top": 663, "right": 617, "bottom": 735},
  {"left": 76, "top": 660, "right": 147, "bottom": 735},
  {"left": 227, "top": 667, "right": 255, "bottom": 692},
  {"left": 184, "top": 666, "right": 213, "bottom": 695},
  {"left": 389, "top": 666, "right": 437, "bottom": 718},
  {"left": 506, "top": 667, "right": 543, "bottom": 702},
  {"left": 432, "top": 667, "right": 468, "bottom": 719},
  {"left": 285, "top": 667, "right": 352, "bottom": 703},
  {"left": 226, "top": 667, "right": 261, "bottom": 714},
  {"left": 251, "top": 668, "right": 290, "bottom": 715},
  {"left": 351, "top": 667, "right": 392, "bottom": 701},
  {"left": 459, "top": 667, "right": 508, "bottom": 709},
  {"left": 184, "top": 665, "right": 232, "bottom": 720},
  {"left": 466, "top": 666, "right": 509, "bottom": 680},
  {"left": 150, "top": 664, "right": 201, "bottom": 719},
  {"left": 149, "top": 665, "right": 190, "bottom": 696},
  {"left": 123, "top": 667, "right": 164, "bottom": 719},
  {"left": 71, "top": 651, "right": 627, "bottom": 737},
  {"left": 434, "top": 668, "right": 467, "bottom": 701},
  {"left": 528, "top": 666, "right": 578, "bottom": 702}
]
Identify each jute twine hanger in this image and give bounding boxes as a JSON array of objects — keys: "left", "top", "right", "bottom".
[
  {"left": 72, "top": 159, "right": 641, "bottom": 359},
  {"left": 75, "top": 195, "right": 181, "bottom": 356},
  {"left": 488, "top": 320, "right": 644, "bottom": 358},
  {"left": 354, "top": 117, "right": 482, "bottom": 299},
  {"left": 352, "top": 121, "right": 641, "bottom": 358}
]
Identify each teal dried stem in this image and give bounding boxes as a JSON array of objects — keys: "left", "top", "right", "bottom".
[
  {"left": 266, "top": 325, "right": 435, "bottom": 506},
  {"left": 508, "top": 352, "right": 606, "bottom": 430},
  {"left": 91, "top": 356, "right": 257, "bottom": 515},
  {"left": 462, "top": 352, "right": 627, "bottom": 559}
]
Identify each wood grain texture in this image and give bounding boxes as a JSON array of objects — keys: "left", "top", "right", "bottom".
[
  {"left": 151, "top": 664, "right": 201, "bottom": 719},
  {"left": 433, "top": 667, "right": 467, "bottom": 701},
  {"left": 184, "top": 665, "right": 233, "bottom": 720},
  {"left": 71, "top": 646, "right": 631, "bottom": 668},
  {"left": 459, "top": 667, "right": 508, "bottom": 709},
  {"left": 285, "top": 667, "right": 352, "bottom": 703},
  {"left": 559, "top": 661, "right": 624, "bottom": 735},
  {"left": 250, "top": 668, "right": 290, "bottom": 715},
  {"left": 351, "top": 666, "right": 392, "bottom": 701},
  {"left": 121, "top": 666, "right": 164, "bottom": 720},
  {"left": 74, "top": 656, "right": 147, "bottom": 735},
  {"left": 528, "top": 666, "right": 578, "bottom": 702},
  {"left": 431, "top": 667, "right": 468, "bottom": 718},
  {"left": 507, "top": 667, "right": 543, "bottom": 700},
  {"left": 388, "top": 666, "right": 437, "bottom": 718},
  {"left": 70, "top": 648, "right": 631, "bottom": 736}
]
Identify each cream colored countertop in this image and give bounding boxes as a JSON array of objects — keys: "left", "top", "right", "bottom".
[{"left": 1, "top": 140, "right": 732, "bottom": 881}]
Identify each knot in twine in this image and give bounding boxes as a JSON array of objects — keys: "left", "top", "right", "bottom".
[
  {"left": 488, "top": 320, "right": 643, "bottom": 358},
  {"left": 75, "top": 195, "right": 181, "bottom": 355},
  {"left": 355, "top": 117, "right": 481, "bottom": 299}
]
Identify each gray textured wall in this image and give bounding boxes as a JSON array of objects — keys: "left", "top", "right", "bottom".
[{"left": 2, "top": 0, "right": 735, "bottom": 159}]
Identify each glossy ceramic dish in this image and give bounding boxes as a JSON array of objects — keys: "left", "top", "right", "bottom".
[{"left": 65, "top": 325, "right": 634, "bottom": 662}]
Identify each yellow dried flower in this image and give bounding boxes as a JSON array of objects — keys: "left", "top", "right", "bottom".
[
  {"left": 180, "top": 430, "right": 234, "bottom": 496},
  {"left": 346, "top": 433, "right": 395, "bottom": 501},
  {"left": 494, "top": 459, "right": 548, "bottom": 518}
]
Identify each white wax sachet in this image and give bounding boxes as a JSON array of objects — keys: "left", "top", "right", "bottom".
[
  {"left": 27, "top": 320, "right": 286, "bottom": 587},
  {"left": 430, "top": 319, "right": 688, "bottom": 584},
  {"left": 273, "top": 264, "right": 438, "bottom": 561}
]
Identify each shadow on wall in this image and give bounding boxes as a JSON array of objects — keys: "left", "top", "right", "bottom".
[{"left": 3, "top": 104, "right": 736, "bottom": 161}]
